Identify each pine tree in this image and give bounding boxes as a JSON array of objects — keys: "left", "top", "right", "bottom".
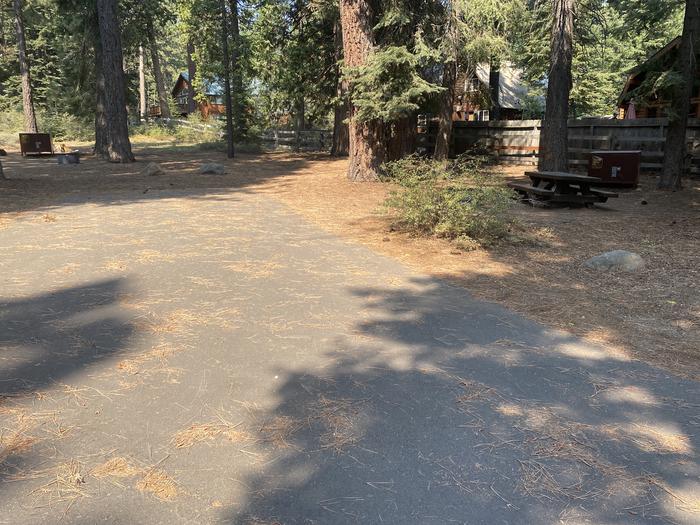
[
  {"left": 340, "top": 0, "right": 385, "bottom": 180},
  {"left": 220, "top": 0, "right": 235, "bottom": 158},
  {"left": 12, "top": 0, "right": 37, "bottom": 132},
  {"left": 96, "top": 0, "right": 134, "bottom": 162},
  {"left": 331, "top": 18, "right": 349, "bottom": 156},
  {"left": 147, "top": 17, "right": 172, "bottom": 119},
  {"left": 659, "top": 0, "right": 700, "bottom": 190},
  {"left": 538, "top": 0, "right": 575, "bottom": 172}
]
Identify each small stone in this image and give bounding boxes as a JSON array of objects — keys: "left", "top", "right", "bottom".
[
  {"left": 141, "top": 162, "right": 164, "bottom": 176},
  {"left": 584, "top": 250, "right": 645, "bottom": 272},
  {"left": 641, "top": 200, "right": 648, "bottom": 205},
  {"left": 199, "top": 163, "right": 226, "bottom": 175},
  {"left": 0, "top": 149, "right": 7, "bottom": 156}
]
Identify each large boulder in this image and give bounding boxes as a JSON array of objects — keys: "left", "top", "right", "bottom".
[
  {"left": 584, "top": 250, "right": 644, "bottom": 272},
  {"left": 199, "top": 163, "right": 226, "bottom": 175},
  {"left": 142, "top": 162, "right": 165, "bottom": 176}
]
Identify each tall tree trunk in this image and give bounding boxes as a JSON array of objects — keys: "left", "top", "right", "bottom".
[
  {"left": 228, "top": 0, "right": 245, "bottom": 136},
  {"left": 434, "top": 61, "right": 456, "bottom": 160},
  {"left": 146, "top": 18, "right": 172, "bottom": 120},
  {"left": 659, "top": 0, "right": 700, "bottom": 190},
  {"left": 96, "top": 0, "right": 134, "bottom": 162},
  {"left": 489, "top": 59, "right": 501, "bottom": 121},
  {"left": 538, "top": 0, "right": 574, "bottom": 172},
  {"left": 294, "top": 97, "right": 305, "bottom": 150},
  {"left": 13, "top": 0, "right": 37, "bottom": 133},
  {"left": 0, "top": 6, "right": 5, "bottom": 47},
  {"left": 94, "top": 37, "right": 109, "bottom": 157},
  {"left": 340, "top": 0, "right": 384, "bottom": 181},
  {"left": 138, "top": 45, "right": 147, "bottom": 120},
  {"left": 331, "top": 18, "right": 349, "bottom": 156},
  {"left": 387, "top": 114, "right": 416, "bottom": 160},
  {"left": 186, "top": 40, "right": 197, "bottom": 114},
  {"left": 220, "top": 0, "right": 234, "bottom": 158}
]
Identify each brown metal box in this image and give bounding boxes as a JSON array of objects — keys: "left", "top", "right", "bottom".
[
  {"left": 588, "top": 150, "right": 641, "bottom": 187},
  {"left": 19, "top": 133, "right": 53, "bottom": 156}
]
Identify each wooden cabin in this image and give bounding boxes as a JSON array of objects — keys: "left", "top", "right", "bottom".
[
  {"left": 170, "top": 72, "right": 226, "bottom": 119},
  {"left": 452, "top": 63, "right": 536, "bottom": 121},
  {"left": 618, "top": 37, "right": 700, "bottom": 119}
]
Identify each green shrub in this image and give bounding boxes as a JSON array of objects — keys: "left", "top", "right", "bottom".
[
  {"left": 130, "top": 118, "right": 224, "bottom": 144},
  {"left": 382, "top": 154, "right": 516, "bottom": 249},
  {"left": 0, "top": 111, "right": 24, "bottom": 148},
  {"left": 0, "top": 110, "right": 92, "bottom": 147},
  {"left": 39, "top": 112, "right": 93, "bottom": 141}
]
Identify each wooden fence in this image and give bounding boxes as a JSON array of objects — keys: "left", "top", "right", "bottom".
[
  {"left": 423, "top": 118, "right": 700, "bottom": 173},
  {"left": 260, "top": 119, "right": 700, "bottom": 174},
  {"left": 260, "top": 129, "right": 332, "bottom": 151}
]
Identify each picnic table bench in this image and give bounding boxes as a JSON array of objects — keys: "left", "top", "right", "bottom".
[{"left": 508, "top": 171, "right": 618, "bottom": 207}]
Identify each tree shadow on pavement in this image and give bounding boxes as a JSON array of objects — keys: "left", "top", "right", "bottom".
[
  {"left": 224, "top": 276, "right": 700, "bottom": 524},
  {"left": 0, "top": 278, "right": 135, "bottom": 397},
  {"left": 0, "top": 278, "right": 137, "bottom": 486}
]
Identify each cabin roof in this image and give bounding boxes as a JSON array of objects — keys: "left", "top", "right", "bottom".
[
  {"left": 618, "top": 36, "right": 681, "bottom": 104},
  {"left": 174, "top": 72, "right": 225, "bottom": 96}
]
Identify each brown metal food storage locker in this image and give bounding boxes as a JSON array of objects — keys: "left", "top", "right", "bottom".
[
  {"left": 19, "top": 133, "right": 53, "bottom": 156},
  {"left": 588, "top": 150, "right": 641, "bottom": 187}
]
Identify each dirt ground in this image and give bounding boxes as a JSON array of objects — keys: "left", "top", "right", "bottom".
[{"left": 1, "top": 141, "right": 698, "bottom": 378}]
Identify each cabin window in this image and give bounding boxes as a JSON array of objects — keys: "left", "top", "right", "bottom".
[
  {"left": 477, "top": 109, "right": 490, "bottom": 121},
  {"left": 177, "top": 89, "right": 189, "bottom": 106},
  {"left": 465, "top": 77, "right": 480, "bottom": 93}
]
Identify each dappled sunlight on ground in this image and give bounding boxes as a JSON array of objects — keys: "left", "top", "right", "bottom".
[{"left": 0, "top": 143, "right": 698, "bottom": 523}]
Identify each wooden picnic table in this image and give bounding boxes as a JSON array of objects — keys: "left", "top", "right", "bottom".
[{"left": 508, "top": 170, "right": 618, "bottom": 206}]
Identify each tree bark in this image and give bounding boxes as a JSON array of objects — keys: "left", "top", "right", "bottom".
[
  {"left": 228, "top": 0, "right": 245, "bottom": 136},
  {"left": 147, "top": 18, "right": 172, "bottom": 120},
  {"left": 387, "top": 114, "right": 416, "bottom": 160},
  {"left": 138, "top": 45, "right": 147, "bottom": 119},
  {"left": 659, "top": 0, "right": 700, "bottom": 190},
  {"left": 331, "top": 19, "right": 349, "bottom": 156},
  {"left": 186, "top": 40, "right": 197, "bottom": 114},
  {"left": 96, "top": 0, "right": 134, "bottom": 162},
  {"left": 220, "top": 0, "right": 234, "bottom": 158},
  {"left": 340, "top": 0, "right": 384, "bottom": 181},
  {"left": 434, "top": 61, "right": 456, "bottom": 160},
  {"left": 489, "top": 59, "right": 501, "bottom": 121},
  {"left": 538, "top": 0, "right": 574, "bottom": 172},
  {"left": 294, "top": 97, "right": 305, "bottom": 150},
  {"left": 94, "top": 37, "right": 109, "bottom": 157},
  {"left": 13, "top": 0, "right": 37, "bottom": 133}
]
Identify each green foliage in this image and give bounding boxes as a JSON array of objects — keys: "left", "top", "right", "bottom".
[
  {"left": 0, "top": 111, "right": 26, "bottom": 148},
  {"left": 0, "top": 110, "right": 92, "bottom": 146},
  {"left": 382, "top": 155, "right": 516, "bottom": 249},
  {"left": 247, "top": 0, "right": 337, "bottom": 129},
  {"left": 0, "top": 0, "right": 689, "bottom": 149},
  {"left": 39, "top": 112, "right": 94, "bottom": 141},
  {"left": 346, "top": 46, "right": 442, "bottom": 123},
  {"left": 130, "top": 118, "right": 223, "bottom": 142},
  {"left": 512, "top": 0, "right": 684, "bottom": 117}
]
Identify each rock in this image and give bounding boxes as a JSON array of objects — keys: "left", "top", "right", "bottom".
[
  {"left": 0, "top": 149, "right": 7, "bottom": 156},
  {"left": 199, "top": 163, "right": 226, "bottom": 175},
  {"left": 142, "top": 162, "right": 165, "bottom": 176},
  {"left": 584, "top": 250, "right": 644, "bottom": 272}
]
